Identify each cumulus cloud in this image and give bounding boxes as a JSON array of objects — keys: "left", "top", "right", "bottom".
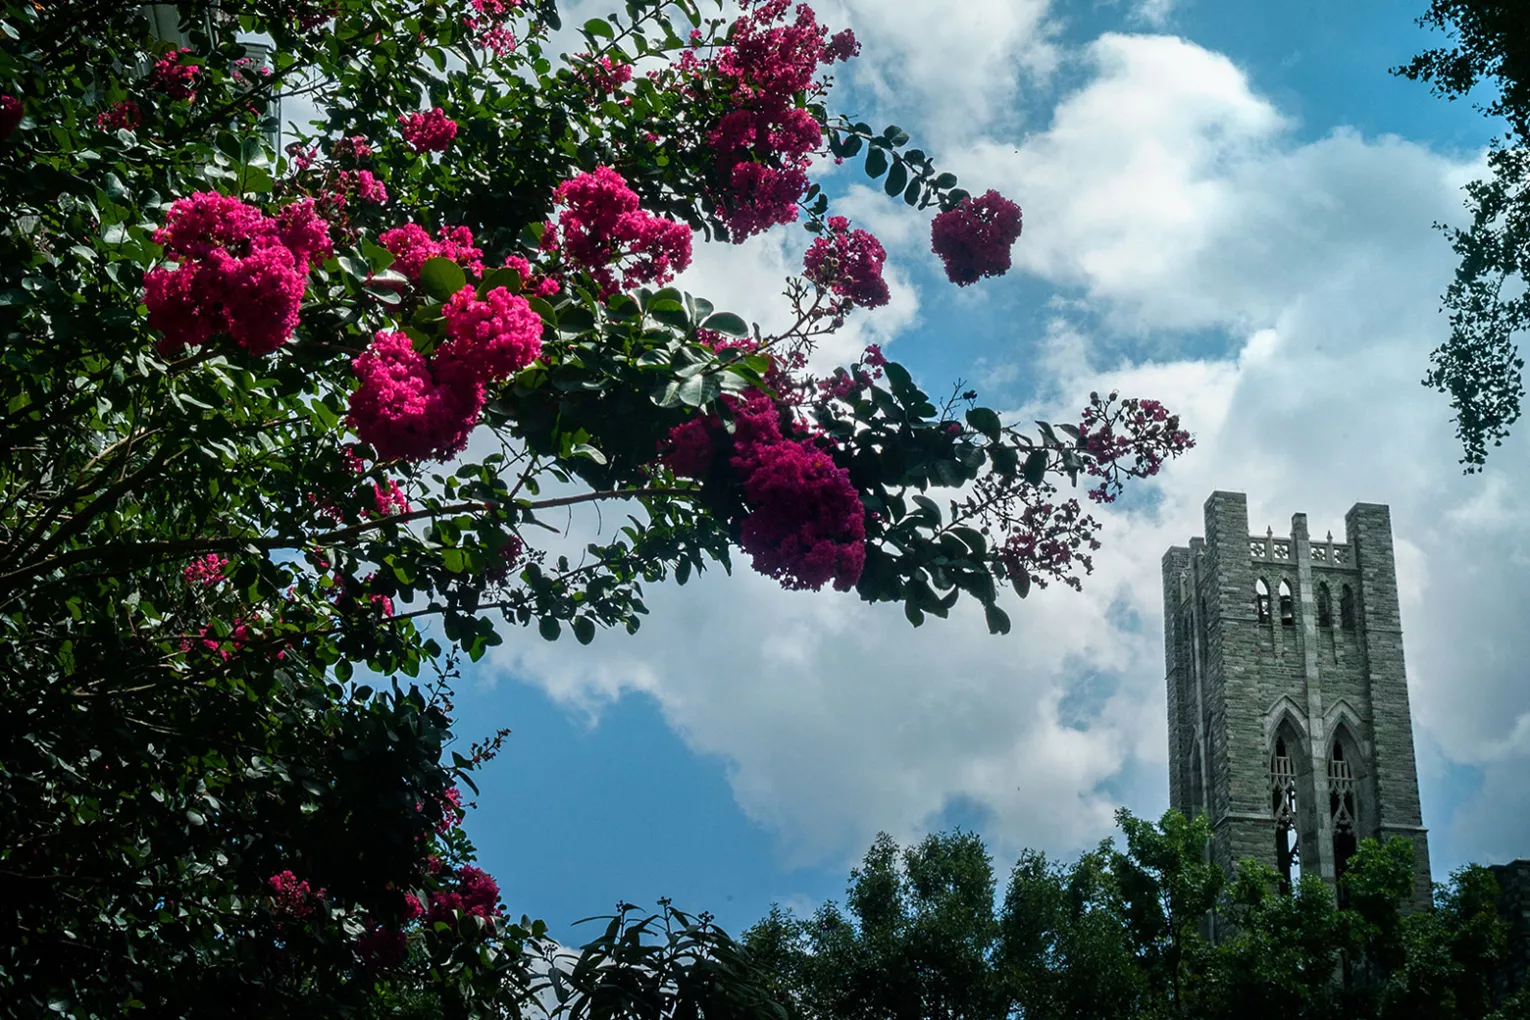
[
  {"left": 479, "top": 28, "right": 1530, "bottom": 882},
  {"left": 823, "top": 0, "right": 1057, "bottom": 142}
]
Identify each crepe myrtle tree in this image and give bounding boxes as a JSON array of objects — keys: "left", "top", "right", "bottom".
[{"left": 0, "top": 0, "right": 1191, "bottom": 1015}]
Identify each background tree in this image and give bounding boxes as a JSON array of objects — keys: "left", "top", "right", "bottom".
[
  {"left": 0, "top": 0, "right": 1190, "bottom": 1015},
  {"left": 1396, "top": 0, "right": 1530, "bottom": 469},
  {"left": 742, "top": 812, "right": 1529, "bottom": 1020}
]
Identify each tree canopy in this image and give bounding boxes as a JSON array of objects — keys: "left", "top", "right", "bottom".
[
  {"left": 1397, "top": 0, "right": 1530, "bottom": 469},
  {"left": 742, "top": 811, "right": 1530, "bottom": 1020},
  {"left": 0, "top": 0, "right": 1189, "bottom": 1015}
]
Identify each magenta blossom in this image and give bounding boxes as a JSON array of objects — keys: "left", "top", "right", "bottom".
[
  {"left": 803, "top": 216, "right": 889, "bottom": 309},
  {"left": 347, "top": 330, "right": 482, "bottom": 462},
  {"left": 398, "top": 107, "right": 457, "bottom": 153},
  {"left": 929, "top": 190, "right": 1023, "bottom": 286},
  {"left": 150, "top": 48, "right": 199, "bottom": 101}
]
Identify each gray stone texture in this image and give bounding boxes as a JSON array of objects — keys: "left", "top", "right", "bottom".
[{"left": 1164, "top": 492, "right": 1432, "bottom": 910}]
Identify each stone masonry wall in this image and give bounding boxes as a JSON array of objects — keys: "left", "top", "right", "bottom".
[
  {"left": 1345, "top": 502, "right": 1433, "bottom": 910},
  {"left": 1165, "top": 493, "right": 1433, "bottom": 911}
]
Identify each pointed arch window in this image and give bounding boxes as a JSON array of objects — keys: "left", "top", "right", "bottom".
[
  {"left": 1270, "top": 733, "right": 1301, "bottom": 894},
  {"left": 1278, "top": 580, "right": 1295, "bottom": 626},
  {"left": 1339, "top": 584, "right": 1356, "bottom": 630},
  {"left": 1316, "top": 582, "right": 1333, "bottom": 628},
  {"left": 1329, "top": 738, "right": 1359, "bottom": 902},
  {"left": 1255, "top": 579, "right": 1271, "bottom": 623}
]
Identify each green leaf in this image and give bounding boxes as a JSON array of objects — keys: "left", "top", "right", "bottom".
[
  {"left": 649, "top": 298, "right": 691, "bottom": 330},
  {"left": 864, "top": 146, "right": 888, "bottom": 179},
  {"left": 883, "top": 361, "right": 914, "bottom": 395},
  {"left": 1013, "top": 568, "right": 1031, "bottom": 599},
  {"left": 361, "top": 238, "right": 396, "bottom": 273},
  {"left": 700, "top": 311, "right": 748, "bottom": 336},
  {"left": 572, "top": 616, "right": 595, "bottom": 645},
  {"left": 966, "top": 407, "right": 1002, "bottom": 438},
  {"left": 584, "top": 17, "right": 615, "bottom": 37},
  {"left": 935, "top": 172, "right": 959, "bottom": 189},
  {"left": 676, "top": 372, "right": 722, "bottom": 406},
  {"left": 951, "top": 526, "right": 988, "bottom": 557},
  {"left": 418, "top": 257, "right": 467, "bottom": 301},
  {"left": 538, "top": 617, "right": 561, "bottom": 641},
  {"left": 883, "top": 125, "right": 910, "bottom": 147},
  {"left": 904, "top": 178, "right": 921, "bottom": 206},
  {"left": 479, "top": 265, "right": 523, "bottom": 295},
  {"left": 884, "top": 160, "right": 908, "bottom": 197},
  {"left": 984, "top": 603, "right": 1011, "bottom": 635},
  {"left": 1022, "top": 448, "right": 1048, "bottom": 485},
  {"left": 336, "top": 255, "right": 368, "bottom": 282}
]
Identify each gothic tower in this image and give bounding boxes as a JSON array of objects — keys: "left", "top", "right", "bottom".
[{"left": 1162, "top": 492, "right": 1432, "bottom": 909}]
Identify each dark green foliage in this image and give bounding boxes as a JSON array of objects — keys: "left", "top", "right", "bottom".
[
  {"left": 744, "top": 812, "right": 1525, "bottom": 1020},
  {"left": 1396, "top": 0, "right": 1530, "bottom": 468}
]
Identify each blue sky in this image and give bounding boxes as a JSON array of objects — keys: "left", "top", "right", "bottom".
[{"left": 436, "top": 0, "right": 1530, "bottom": 944}]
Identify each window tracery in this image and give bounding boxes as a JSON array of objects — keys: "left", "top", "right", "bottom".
[
  {"left": 1270, "top": 734, "right": 1301, "bottom": 893},
  {"left": 1329, "top": 738, "right": 1359, "bottom": 901},
  {"left": 1316, "top": 582, "right": 1333, "bottom": 628},
  {"left": 1255, "top": 579, "right": 1271, "bottom": 623},
  {"left": 1278, "top": 579, "right": 1295, "bottom": 626},
  {"left": 1340, "top": 584, "right": 1356, "bottom": 630}
]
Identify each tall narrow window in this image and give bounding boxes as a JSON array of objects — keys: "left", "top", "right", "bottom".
[
  {"left": 1316, "top": 582, "right": 1333, "bottom": 628},
  {"left": 1340, "top": 584, "right": 1356, "bottom": 630},
  {"left": 1255, "top": 579, "right": 1271, "bottom": 623},
  {"left": 1329, "top": 740, "right": 1358, "bottom": 904},
  {"left": 1271, "top": 735, "right": 1301, "bottom": 894},
  {"left": 1278, "top": 580, "right": 1295, "bottom": 626}
]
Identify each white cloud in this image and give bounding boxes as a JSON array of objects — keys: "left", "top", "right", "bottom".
[
  {"left": 822, "top": 0, "right": 1057, "bottom": 142},
  {"left": 479, "top": 27, "right": 1530, "bottom": 878},
  {"left": 1131, "top": 0, "right": 1179, "bottom": 28}
]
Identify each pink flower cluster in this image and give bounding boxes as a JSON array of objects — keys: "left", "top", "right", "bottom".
[
  {"left": 332, "top": 135, "right": 373, "bottom": 163},
  {"left": 268, "top": 870, "right": 326, "bottom": 920},
  {"left": 0, "top": 95, "right": 20, "bottom": 140},
  {"left": 144, "top": 192, "right": 327, "bottom": 356},
  {"left": 802, "top": 216, "right": 889, "bottom": 309},
  {"left": 424, "top": 864, "right": 502, "bottom": 925},
  {"left": 701, "top": 0, "right": 857, "bottom": 240},
  {"left": 372, "top": 478, "right": 412, "bottom": 516},
  {"left": 484, "top": 533, "right": 525, "bottom": 584},
  {"left": 183, "top": 617, "right": 251, "bottom": 661},
  {"left": 1077, "top": 392, "right": 1194, "bottom": 503},
  {"left": 351, "top": 221, "right": 548, "bottom": 461},
  {"left": 929, "top": 190, "right": 1023, "bottom": 286},
  {"left": 379, "top": 222, "right": 484, "bottom": 281},
  {"left": 433, "top": 786, "right": 464, "bottom": 834},
  {"left": 339, "top": 168, "right": 389, "bottom": 205},
  {"left": 579, "top": 53, "right": 633, "bottom": 94},
  {"left": 347, "top": 330, "right": 482, "bottom": 462},
  {"left": 665, "top": 392, "right": 865, "bottom": 591},
  {"left": 502, "top": 254, "right": 560, "bottom": 298},
  {"left": 439, "top": 283, "right": 544, "bottom": 382},
  {"left": 465, "top": 0, "right": 521, "bottom": 56},
  {"left": 398, "top": 107, "right": 457, "bottom": 153},
  {"left": 150, "top": 48, "right": 199, "bottom": 102},
  {"left": 998, "top": 496, "right": 1101, "bottom": 592},
  {"left": 183, "top": 553, "right": 228, "bottom": 586},
  {"left": 545, "top": 167, "right": 692, "bottom": 294},
  {"left": 96, "top": 100, "right": 142, "bottom": 132},
  {"left": 230, "top": 56, "right": 272, "bottom": 83}
]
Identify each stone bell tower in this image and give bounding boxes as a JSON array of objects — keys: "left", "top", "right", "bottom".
[{"left": 1162, "top": 492, "right": 1431, "bottom": 910}]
